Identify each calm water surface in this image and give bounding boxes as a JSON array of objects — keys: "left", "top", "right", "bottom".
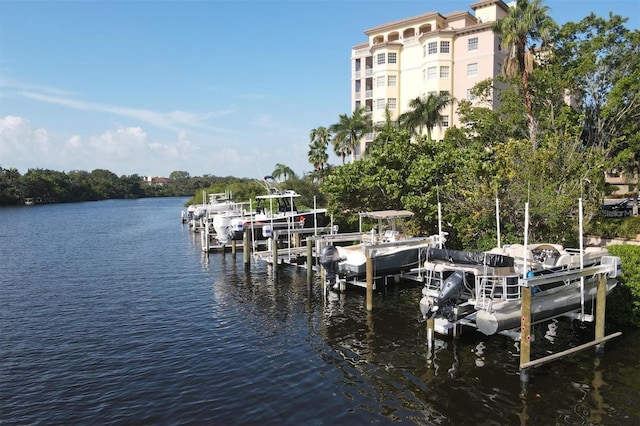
[{"left": 1, "top": 198, "right": 638, "bottom": 425}]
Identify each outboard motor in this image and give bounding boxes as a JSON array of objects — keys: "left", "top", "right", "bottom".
[
  {"left": 420, "top": 270, "right": 466, "bottom": 319},
  {"left": 319, "top": 245, "right": 341, "bottom": 286}
]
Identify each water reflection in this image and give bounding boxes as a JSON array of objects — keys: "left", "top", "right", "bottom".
[
  {"left": 544, "top": 319, "right": 558, "bottom": 343},
  {"left": 474, "top": 341, "right": 486, "bottom": 367}
]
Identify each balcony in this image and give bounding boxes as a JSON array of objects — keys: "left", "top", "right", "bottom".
[{"left": 365, "top": 90, "right": 373, "bottom": 98}]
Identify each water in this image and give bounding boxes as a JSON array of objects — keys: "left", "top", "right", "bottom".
[{"left": 1, "top": 197, "right": 638, "bottom": 425}]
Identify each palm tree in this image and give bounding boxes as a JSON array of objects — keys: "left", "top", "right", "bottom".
[
  {"left": 308, "top": 127, "right": 330, "bottom": 182},
  {"left": 493, "top": 0, "right": 555, "bottom": 148},
  {"left": 271, "top": 163, "right": 296, "bottom": 182},
  {"left": 329, "top": 107, "right": 371, "bottom": 163},
  {"left": 372, "top": 106, "right": 399, "bottom": 148},
  {"left": 398, "top": 92, "right": 452, "bottom": 141}
]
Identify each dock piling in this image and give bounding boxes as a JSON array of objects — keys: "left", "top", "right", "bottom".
[
  {"left": 366, "top": 250, "right": 373, "bottom": 311},
  {"left": 595, "top": 275, "right": 607, "bottom": 353},
  {"left": 519, "top": 285, "right": 532, "bottom": 382},
  {"left": 306, "top": 236, "right": 313, "bottom": 284},
  {"left": 243, "top": 227, "right": 250, "bottom": 270}
]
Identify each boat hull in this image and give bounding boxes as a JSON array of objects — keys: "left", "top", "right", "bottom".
[
  {"left": 475, "top": 277, "right": 617, "bottom": 335},
  {"left": 230, "top": 211, "right": 328, "bottom": 241},
  {"left": 337, "top": 244, "right": 423, "bottom": 278}
]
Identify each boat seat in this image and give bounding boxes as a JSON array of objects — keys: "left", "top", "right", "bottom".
[
  {"left": 554, "top": 253, "right": 571, "bottom": 268},
  {"left": 384, "top": 230, "right": 399, "bottom": 242}
]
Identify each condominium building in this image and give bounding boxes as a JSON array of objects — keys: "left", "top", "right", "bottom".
[{"left": 351, "top": 0, "right": 510, "bottom": 157}]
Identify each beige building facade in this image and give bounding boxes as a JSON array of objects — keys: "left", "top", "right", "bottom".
[{"left": 351, "top": 0, "right": 510, "bottom": 157}]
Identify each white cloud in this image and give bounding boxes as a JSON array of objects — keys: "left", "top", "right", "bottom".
[
  {"left": 17, "top": 91, "right": 236, "bottom": 134},
  {"left": 0, "top": 115, "right": 301, "bottom": 178},
  {"left": 0, "top": 115, "right": 52, "bottom": 163},
  {"left": 1, "top": 115, "right": 201, "bottom": 175}
]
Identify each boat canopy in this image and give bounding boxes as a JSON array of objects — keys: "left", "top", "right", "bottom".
[
  {"left": 359, "top": 210, "right": 414, "bottom": 220},
  {"left": 256, "top": 190, "right": 301, "bottom": 200}
]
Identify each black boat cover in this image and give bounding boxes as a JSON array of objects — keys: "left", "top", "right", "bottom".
[{"left": 421, "top": 247, "right": 514, "bottom": 267}]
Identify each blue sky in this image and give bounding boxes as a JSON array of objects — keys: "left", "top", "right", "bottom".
[{"left": 1, "top": 1, "right": 638, "bottom": 179}]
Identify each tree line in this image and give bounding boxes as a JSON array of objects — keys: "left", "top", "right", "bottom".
[{"left": 0, "top": 168, "right": 255, "bottom": 206}]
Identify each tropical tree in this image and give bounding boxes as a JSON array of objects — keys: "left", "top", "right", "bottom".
[
  {"left": 271, "top": 163, "right": 296, "bottom": 182},
  {"left": 329, "top": 107, "right": 371, "bottom": 163},
  {"left": 308, "top": 127, "right": 330, "bottom": 182},
  {"left": 493, "top": 0, "right": 555, "bottom": 148},
  {"left": 370, "top": 106, "right": 400, "bottom": 150},
  {"left": 552, "top": 14, "right": 639, "bottom": 215},
  {"left": 397, "top": 92, "right": 452, "bottom": 141},
  {"left": 0, "top": 167, "right": 23, "bottom": 205}
]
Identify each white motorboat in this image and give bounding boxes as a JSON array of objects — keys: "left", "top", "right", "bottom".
[
  {"left": 319, "top": 210, "right": 443, "bottom": 290},
  {"left": 228, "top": 177, "right": 329, "bottom": 242},
  {"left": 183, "top": 191, "right": 235, "bottom": 228}
]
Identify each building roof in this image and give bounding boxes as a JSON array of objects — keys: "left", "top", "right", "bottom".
[
  {"left": 470, "top": 0, "right": 510, "bottom": 12},
  {"left": 364, "top": 11, "right": 443, "bottom": 35}
]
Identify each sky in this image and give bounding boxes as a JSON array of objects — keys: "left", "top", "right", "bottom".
[{"left": 1, "top": 1, "right": 638, "bottom": 180}]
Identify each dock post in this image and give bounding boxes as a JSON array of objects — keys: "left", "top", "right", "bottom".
[
  {"left": 272, "top": 230, "right": 279, "bottom": 265},
  {"left": 366, "top": 250, "right": 373, "bottom": 311},
  {"left": 519, "top": 285, "right": 532, "bottom": 383},
  {"left": 202, "top": 223, "right": 210, "bottom": 252},
  {"left": 306, "top": 236, "right": 313, "bottom": 284},
  {"left": 595, "top": 275, "right": 607, "bottom": 353},
  {"left": 231, "top": 239, "right": 236, "bottom": 255},
  {"left": 320, "top": 242, "right": 326, "bottom": 296},
  {"left": 426, "top": 317, "right": 435, "bottom": 354},
  {"left": 243, "top": 228, "right": 250, "bottom": 270},
  {"left": 272, "top": 230, "right": 279, "bottom": 279}
]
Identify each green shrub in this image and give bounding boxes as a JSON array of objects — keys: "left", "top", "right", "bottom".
[
  {"left": 618, "top": 216, "right": 640, "bottom": 239},
  {"left": 606, "top": 244, "right": 640, "bottom": 328},
  {"left": 590, "top": 216, "right": 640, "bottom": 239}
]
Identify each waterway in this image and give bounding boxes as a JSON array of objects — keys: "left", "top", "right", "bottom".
[{"left": 1, "top": 197, "right": 638, "bottom": 424}]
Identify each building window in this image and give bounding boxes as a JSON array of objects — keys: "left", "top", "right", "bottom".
[
  {"left": 440, "top": 41, "right": 450, "bottom": 53},
  {"left": 377, "top": 53, "right": 385, "bottom": 65},
  {"left": 427, "top": 66, "right": 437, "bottom": 79},
  {"left": 468, "top": 37, "right": 478, "bottom": 51},
  {"left": 376, "top": 98, "right": 385, "bottom": 110},
  {"left": 388, "top": 52, "right": 397, "bottom": 64},
  {"left": 388, "top": 98, "right": 397, "bottom": 109},
  {"left": 440, "top": 90, "right": 450, "bottom": 96},
  {"left": 388, "top": 75, "right": 397, "bottom": 86},
  {"left": 355, "top": 101, "right": 361, "bottom": 109},
  {"left": 428, "top": 41, "right": 437, "bottom": 54},
  {"left": 440, "top": 66, "right": 450, "bottom": 79},
  {"left": 376, "top": 76, "right": 385, "bottom": 87},
  {"left": 498, "top": 37, "right": 502, "bottom": 52},
  {"left": 467, "top": 62, "right": 478, "bottom": 77},
  {"left": 497, "top": 63, "right": 502, "bottom": 75},
  {"left": 466, "top": 89, "right": 476, "bottom": 101},
  {"left": 442, "top": 115, "right": 449, "bottom": 128}
]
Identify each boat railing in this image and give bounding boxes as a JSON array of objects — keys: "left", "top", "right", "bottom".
[
  {"left": 475, "top": 274, "right": 521, "bottom": 311},
  {"left": 423, "top": 269, "right": 444, "bottom": 295}
]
